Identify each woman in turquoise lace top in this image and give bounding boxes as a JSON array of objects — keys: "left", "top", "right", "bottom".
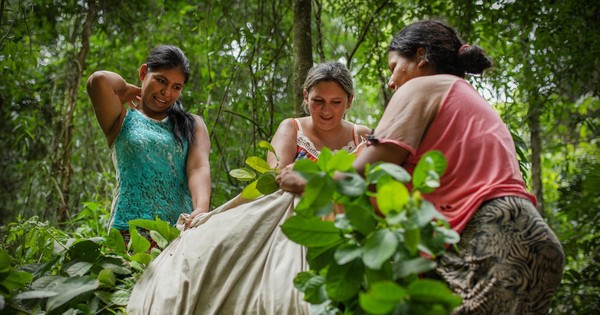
[{"left": 86, "top": 45, "right": 211, "bottom": 235}]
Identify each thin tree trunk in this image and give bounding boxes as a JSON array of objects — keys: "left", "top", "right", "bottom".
[
  {"left": 527, "top": 97, "right": 545, "bottom": 217},
  {"left": 292, "top": 0, "right": 313, "bottom": 117},
  {"left": 54, "top": 0, "right": 96, "bottom": 222}
]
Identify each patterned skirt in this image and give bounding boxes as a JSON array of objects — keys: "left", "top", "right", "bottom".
[{"left": 436, "top": 196, "right": 564, "bottom": 315}]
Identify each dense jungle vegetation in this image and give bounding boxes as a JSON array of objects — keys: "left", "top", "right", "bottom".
[{"left": 1, "top": 0, "right": 598, "bottom": 314}]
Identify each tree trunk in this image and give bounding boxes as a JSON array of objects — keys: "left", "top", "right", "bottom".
[
  {"left": 527, "top": 97, "right": 545, "bottom": 217},
  {"left": 292, "top": 0, "right": 313, "bottom": 117},
  {"left": 53, "top": 0, "right": 96, "bottom": 222}
]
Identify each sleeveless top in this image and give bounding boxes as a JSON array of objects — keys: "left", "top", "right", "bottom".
[
  {"left": 372, "top": 75, "right": 535, "bottom": 233},
  {"left": 110, "top": 109, "right": 193, "bottom": 230},
  {"left": 293, "top": 118, "right": 361, "bottom": 161}
]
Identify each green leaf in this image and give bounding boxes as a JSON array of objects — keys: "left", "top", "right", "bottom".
[
  {"left": 393, "top": 257, "right": 437, "bottom": 278},
  {"left": 373, "top": 163, "right": 411, "bottom": 183},
  {"left": 110, "top": 290, "right": 130, "bottom": 306},
  {"left": 359, "top": 281, "right": 407, "bottom": 315},
  {"left": 376, "top": 180, "right": 410, "bottom": 215},
  {"left": 245, "top": 156, "right": 272, "bottom": 173},
  {"left": 105, "top": 228, "right": 127, "bottom": 254},
  {"left": 97, "top": 268, "right": 116, "bottom": 287},
  {"left": 68, "top": 239, "right": 101, "bottom": 262},
  {"left": 404, "top": 228, "right": 420, "bottom": 256},
  {"left": 256, "top": 172, "right": 279, "bottom": 195},
  {"left": 294, "top": 272, "right": 327, "bottom": 304},
  {"left": 128, "top": 227, "right": 151, "bottom": 254},
  {"left": 293, "top": 158, "right": 321, "bottom": 176},
  {"left": 241, "top": 179, "right": 262, "bottom": 199},
  {"left": 315, "top": 147, "right": 333, "bottom": 169},
  {"left": 412, "top": 151, "right": 446, "bottom": 193},
  {"left": 46, "top": 276, "right": 100, "bottom": 312},
  {"left": 14, "top": 290, "right": 58, "bottom": 300},
  {"left": 150, "top": 230, "right": 169, "bottom": 249},
  {"left": 344, "top": 203, "right": 377, "bottom": 236},
  {"left": 325, "top": 259, "right": 363, "bottom": 301},
  {"left": 326, "top": 150, "right": 355, "bottom": 173},
  {"left": 334, "top": 244, "right": 363, "bottom": 265},
  {"left": 363, "top": 229, "right": 399, "bottom": 270},
  {"left": 64, "top": 261, "right": 94, "bottom": 277},
  {"left": 0, "top": 250, "right": 11, "bottom": 273},
  {"left": 229, "top": 167, "right": 256, "bottom": 181},
  {"left": 0, "top": 270, "right": 33, "bottom": 292},
  {"left": 258, "top": 140, "right": 277, "bottom": 156},
  {"left": 129, "top": 253, "right": 153, "bottom": 266},
  {"left": 281, "top": 215, "right": 341, "bottom": 247},
  {"left": 415, "top": 200, "right": 446, "bottom": 227},
  {"left": 407, "top": 279, "right": 461, "bottom": 311},
  {"left": 295, "top": 175, "right": 335, "bottom": 216},
  {"left": 335, "top": 173, "right": 366, "bottom": 197}
]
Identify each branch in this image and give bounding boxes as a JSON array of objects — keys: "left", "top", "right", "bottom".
[{"left": 347, "top": 0, "right": 391, "bottom": 68}]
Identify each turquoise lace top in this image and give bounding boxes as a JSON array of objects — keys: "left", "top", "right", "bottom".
[{"left": 110, "top": 109, "right": 193, "bottom": 230}]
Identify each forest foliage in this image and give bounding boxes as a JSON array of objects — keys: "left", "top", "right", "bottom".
[{"left": 1, "top": 0, "right": 599, "bottom": 314}]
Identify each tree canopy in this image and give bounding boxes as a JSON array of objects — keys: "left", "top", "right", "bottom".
[{"left": 1, "top": 0, "right": 598, "bottom": 313}]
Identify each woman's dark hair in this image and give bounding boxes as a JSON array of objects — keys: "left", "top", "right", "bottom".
[
  {"left": 388, "top": 20, "right": 492, "bottom": 77},
  {"left": 145, "top": 45, "right": 196, "bottom": 146}
]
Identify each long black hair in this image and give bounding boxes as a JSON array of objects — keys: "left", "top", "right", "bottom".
[
  {"left": 145, "top": 45, "right": 196, "bottom": 146},
  {"left": 389, "top": 20, "right": 492, "bottom": 77}
]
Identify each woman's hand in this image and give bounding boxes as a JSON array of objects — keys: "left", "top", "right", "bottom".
[
  {"left": 185, "top": 208, "right": 208, "bottom": 229},
  {"left": 117, "top": 83, "right": 142, "bottom": 108},
  {"left": 276, "top": 164, "right": 307, "bottom": 194}
]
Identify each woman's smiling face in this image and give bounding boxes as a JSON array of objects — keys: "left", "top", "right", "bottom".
[
  {"left": 139, "top": 64, "right": 185, "bottom": 120},
  {"left": 305, "top": 80, "right": 352, "bottom": 131}
]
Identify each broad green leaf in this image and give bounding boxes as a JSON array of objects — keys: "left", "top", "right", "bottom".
[
  {"left": 316, "top": 148, "right": 333, "bottom": 169},
  {"left": 46, "top": 276, "right": 100, "bottom": 312},
  {"left": 258, "top": 140, "right": 277, "bottom": 157},
  {"left": 404, "top": 228, "right": 420, "bottom": 256},
  {"left": 335, "top": 173, "right": 366, "bottom": 197},
  {"left": 294, "top": 272, "right": 327, "bottom": 304},
  {"left": 129, "top": 253, "right": 153, "bottom": 266},
  {"left": 326, "top": 150, "right": 355, "bottom": 173},
  {"left": 407, "top": 279, "right": 461, "bottom": 311},
  {"left": 376, "top": 180, "right": 410, "bottom": 215},
  {"left": 435, "top": 226, "right": 460, "bottom": 245},
  {"left": 110, "top": 290, "right": 130, "bottom": 306},
  {"left": 0, "top": 270, "right": 33, "bottom": 292},
  {"left": 229, "top": 167, "right": 256, "bottom": 181},
  {"left": 97, "top": 268, "right": 116, "bottom": 287},
  {"left": 256, "top": 172, "right": 279, "bottom": 195},
  {"left": 295, "top": 175, "right": 334, "bottom": 216},
  {"left": 15, "top": 290, "right": 58, "bottom": 300},
  {"left": 363, "top": 229, "right": 399, "bottom": 270},
  {"left": 412, "top": 151, "right": 446, "bottom": 193},
  {"left": 281, "top": 215, "right": 341, "bottom": 247},
  {"left": 359, "top": 281, "right": 407, "bottom": 315},
  {"left": 306, "top": 241, "right": 343, "bottom": 270},
  {"left": 68, "top": 240, "right": 101, "bottom": 262},
  {"left": 415, "top": 200, "right": 446, "bottom": 227},
  {"left": 245, "top": 156, "right": 272, "bottom": 173},
  {"left": 334, "top": 244, "right": 363, "bottom": 265},
  {"left": 374, "top": 163, "right": 411, "bottom": 183},
  {"left": 393, "top": 257, "right": 437, "bottom": 278},
  {"left": 293, "top": 158, "right": 321, "bottom": 176},
  {"left": 344, "top": 203, "right": 377, "bottom": 236},
  {"left": 105, "top": 228, "right": 127, "bottom": 254},
  {"left": 325, "top": 259, "right": 363, "bottom": 301},
  {"left": 241, "top": 179, "right": 262, "bottom": 199},
  {"left": 64, "top": 261, "right": 93, "bottom": 277},
  {"left": 128, "top": 227, "right": 151, "bottom": 254},
  {"left": 150, "top": 230, "right": 168, "bottom": 249},
  {"left": 0, "top": 249, "right": 11, "bottom": 273}
]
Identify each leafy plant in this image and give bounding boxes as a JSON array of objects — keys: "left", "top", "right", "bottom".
[
  {"left": 281, "top": 148, "right": 462, "bottom": 314},
  {"left": 229, "top": 140, "right": 281, "bottom": 199},
  {"left": 0, "top": 215, "right": 180, "bottom": 314}
]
